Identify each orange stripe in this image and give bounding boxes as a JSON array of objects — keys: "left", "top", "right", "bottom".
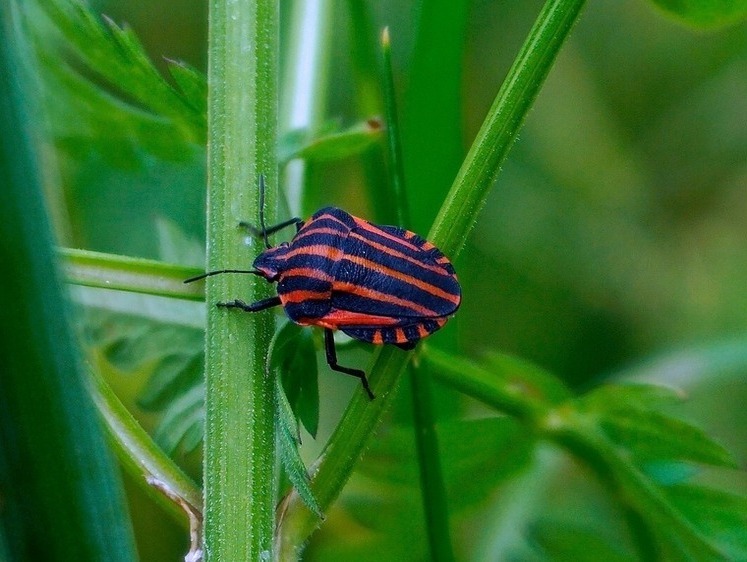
[
  {"left": 343, "top": 254, "right": 460, "bottom": 305},
  {"left": 372, "top": 330, "right": 383, "bottom": 344},
  {"left": 333, "top": 281, "right": 438, "bottom": 316},
  {"left": 280, "top": 289, "right": 330, "bottom": 304},
  {"left": 349, "top": 231, "right": 447, "bottom": 276},
  {"left": 315, "top": 309, "right": 401, "bottom": 327},
  {"left": 352, "top": 217, "right": 421, "bottom": 252},
  {"left": 416, "top": 324, "right": 429, "bottom": 338},
  {"left": 284, "top": 244, "right": 344, "bottom": 261},
  {"left": 395, "top": 328, "right": 407, "bottom": 344},
  {"left": 293, "top": 226, "right": 345, "bottom": 243}
]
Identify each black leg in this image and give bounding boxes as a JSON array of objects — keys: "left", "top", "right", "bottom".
[
  {"left": 238, "top": 217, "right": 303, "bottom": 240},
  {"left": 216, "top": 296, "right": 281, "bottom": 313},
  {"left": 324, "top": 329, "right": 374, "bottom": 400}
]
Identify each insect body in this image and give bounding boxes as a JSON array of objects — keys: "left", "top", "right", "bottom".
[{"left": 187, "top": 185, "right": 460, "bottom": 399}]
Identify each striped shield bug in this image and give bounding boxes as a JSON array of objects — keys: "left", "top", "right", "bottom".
[{"left": 186, "top": 177, "right": 461, "bottom": 399}]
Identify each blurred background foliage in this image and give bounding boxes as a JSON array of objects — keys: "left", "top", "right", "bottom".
[{"left": 21, "top": 0, "right": 747, "bottom": 559}]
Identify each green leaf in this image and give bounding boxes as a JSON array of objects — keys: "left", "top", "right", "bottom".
[
  {"left": 529, "top": 520, "right": 633, "bottom": 562},
  {"left": 599, "top": 410, "right": 736, "bottom": 468},
  {"left": 662, "top": 484, "right": 747, "bottom": 560},
  {"left": 280, "top": 119, "right": 383, "bottom": 165},
  {"left": 649, "top": 0, "right": 747, "bottom": 29},
  {"left": 136, "top": 353, "right": 203, "bottom": 412},
  {"left": 0, "top": 6, "right": 136, "bottom": 556},
  {"left": 579, "top": 383, "right": 684, "bottom": 413},
  {"left": 483, "top": 351, "right": 573, "bottom": 407},
  {"left": 153, "top": 383, "right": 205, "bottom": 455},
  {"left": 578, "top": 384, "right": 736, "bottom": 468},
  {"left": 38, "top": 0, "right": 204, "bottom": 140},
  {"left": 167, "top": 59, "right": 208, "bottom": 118},
  {"left": 275, "top": 377, "right": 323, "bottom": 519},
  {"left": 271, "top": 321, "right": 320, "bottom": 438}
]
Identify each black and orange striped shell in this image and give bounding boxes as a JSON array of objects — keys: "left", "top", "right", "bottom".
[{"left": 252, "top": 207, "right": 460, "bottom": 349}]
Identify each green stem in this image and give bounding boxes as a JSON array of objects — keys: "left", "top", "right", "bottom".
[
  {"left": 277, "top": 0, "right": 587, "bottom": 553},
  {"left": 88, "top": 368, "right": 202, "bottom": 520},
  {"left": 60, "top": 248, "right": 204, "bottom": 301},
  {"left": 409, "top": 359, "right": 455, "bottom": 562},
  {"left": 430, "top": 0, "right": 587, "bottom": 258},
  {"left": 204, "top": 0, "right": 278, "bottom": 559},
  {"left": 382, "top": 28, "right": 454, "bottom": 561}
]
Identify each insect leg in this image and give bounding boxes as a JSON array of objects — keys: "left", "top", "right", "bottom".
[
  {"left": 216, "top": 296, "right": 281, "bottom": 312},
  {"left": 324, "top": 328, "right": 374, "bottom": 400},
  {"left": 238, "top": 217, "right": 304, "bottom": 240}
]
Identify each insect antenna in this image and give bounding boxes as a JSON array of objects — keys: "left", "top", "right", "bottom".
[
  {"left": 183, "top": 269, "right": 262, "bottom": 284},
  {"left": 258, "top": 174, "right": 270, "bottom": 249}
]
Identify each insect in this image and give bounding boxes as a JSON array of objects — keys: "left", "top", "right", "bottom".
[{"left": 186, "top": 178, "right": 461, "bottom": 399}]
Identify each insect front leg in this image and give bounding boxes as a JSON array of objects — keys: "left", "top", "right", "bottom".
[
  {"left": 238, "top": 217, "right": 304, "bottom": 239},
  {"left": 324, "top": 329, "right": 374, "bottom": 400},
  {"left": 217, "top": 296, "right": 281, "bottom": 313}
]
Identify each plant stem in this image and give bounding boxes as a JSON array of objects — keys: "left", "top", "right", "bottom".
[
  {"left": 88, "top": 366, "right": 202, "bottom": 521},
  {"left": 60, "top": 248, "right": 205, "bottom": 301},
  {"left": 276, "top": 0, "right": 587, "bottom": 552},
  {"left": 430, "top": 0, "right": 587, "bottom": 258},
  {"left": 383, "top": 27, "right": 454, "bottom": 562},
  {"left": 204, "top": 0, "right": 278, "bottom": 559}
]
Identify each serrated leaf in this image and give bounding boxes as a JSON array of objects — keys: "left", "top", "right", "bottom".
[
  {"left": 275, "top": 377, "right": 323, "bottom": 518},
  {"left": 153, "top": 383, "right": 204, "bottom": 455},
  {"left": 38, "top": 0, "right": 204, "bottom": 139},
  {"left": 271, "top": 321, "right": 319, "bottom": 438},
  {"left": 600, "top": 409, "right": 736, "bottom": 468},
  {"left": 649, "top": 0, "right": 747, "bottom": 29},
  {"left": 167, "top": 60, "right": 208, "bottom": 117},
  {"left": 136, "top": 352, "right": 203, "bottom": 411}
]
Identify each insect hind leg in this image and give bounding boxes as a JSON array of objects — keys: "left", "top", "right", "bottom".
[{"left": 324, "top": 329, "right": 374, "bottom": 400}]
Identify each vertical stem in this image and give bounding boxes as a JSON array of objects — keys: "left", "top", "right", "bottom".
[
  {"left": 383, "top": 28, "right": 454, "bottom": 561},
  {"left": 277, "top": 0, "right": 587, "bottom": 553},
  {"left": 204, "top": 0, "right": 278, "bottom": 559}
]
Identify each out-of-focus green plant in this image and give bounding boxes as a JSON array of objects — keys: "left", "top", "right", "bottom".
[{"left": 10, "top": 0, "right": 747, "bottom": 560}]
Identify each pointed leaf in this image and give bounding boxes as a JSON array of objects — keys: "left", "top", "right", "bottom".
[
  {"left": 600, "top": 410, "right": 736, "bottom": 468},
  {"left": 275, "top": 377, "right": 323, "bottom": 518},
  {"left": 662, "top": 484, "right": 747, "bottom": 560},
  {"left": 271, "top": 321, "right": 319, "bottom": 438},
  {"left": 136, "top": 353, "right": 203, "bottom": 412},
  {"left": 153, "top": 383, "right": 205, "bottom": 455},
  {"left": 579, "top": 383, "right": 684, "bottom": 413}
]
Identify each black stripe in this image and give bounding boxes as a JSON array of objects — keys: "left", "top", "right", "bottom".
[
  {"left": 277, "top": 274, "right": 331, "bottom": 293},
  {"left": 283, "top": 299, "right": 331, "bottom": 323},
  {"left": 335, "top": 259, "right": 458, "bottom": 316}
]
